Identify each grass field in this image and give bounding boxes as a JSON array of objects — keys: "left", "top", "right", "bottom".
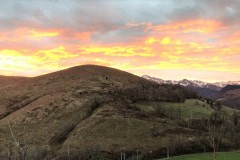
[
  {"left": 165, "top": 152, "right": 240, "bottom": 160},
  {"left": 136, "top": 99, "right": 237, "bottom": 119}
]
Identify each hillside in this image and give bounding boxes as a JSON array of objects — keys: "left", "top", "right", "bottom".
[
  {"left": 136, "top": 99, "right": 236, "bottom": 120},
  {"left": 217, "top": 85, "right": 240, "bottom": 109},
  {"left": 221, "top": 85, "right": 240, "bottom": 94},
  {"left": 0, "top": 65, "right": 238, "bottom": 159},
  {"left": 0, "top": 76, "right": 28, "bottom": 89},
  {"left": 218, "top": 89, "right": 240, "bottom": 109}
]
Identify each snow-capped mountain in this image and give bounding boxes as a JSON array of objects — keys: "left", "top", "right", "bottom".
[
  {"left": 143, "top": 75, "right": 240, "bottom": 99},
  {"left": 213, "top": 81, "right": 240, "bottom": 88},
  {"left": 142, "top": 75, "right": 240, "bottom": 90}
]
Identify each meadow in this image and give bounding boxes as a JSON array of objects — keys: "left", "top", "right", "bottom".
[{"left": 166, "top": 152, "right": 240, "bottom": 160}]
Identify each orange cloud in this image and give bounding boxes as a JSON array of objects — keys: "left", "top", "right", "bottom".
[
  {"left": 0, "top": 50, "right": 37, "bottom": 73},
  {"left": 81, "top": 46, "right": 154, "bottom": 57},
  {"left": 149, "top": 19, "right": 224, "bottom": 34},
  {"left": 145, "top": 37, "right": 183, "bottom": 46},
  {"left": 0, "top": 28, "right": 61, "bottom": 42},
  {"left": 30, "top": 30, "right": 60, "bottom": 38},
  {"left": 145, "top": 37, "right": 157, "bottom": 45},
  {"left": 0, "top": 46, "right": 79, "bottom": 76},
  {"left": 36, "top": 46, "right": 78, "bottom": 61},
  {"left": 63, "top": 32, "right": 91, "bottom": 40},
  {"left": 161, "top": 37, "right": 171, "bottom": 45}
]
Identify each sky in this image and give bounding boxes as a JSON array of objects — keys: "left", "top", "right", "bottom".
[{"left": 0, "top": 0, "right": 240, "bottom": 82}]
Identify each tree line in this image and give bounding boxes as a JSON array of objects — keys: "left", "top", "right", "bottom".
[{"left": 115, "top": 80, "right": 197, "bottom": 103}]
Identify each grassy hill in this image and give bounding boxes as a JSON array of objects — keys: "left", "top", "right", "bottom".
[
  {"left": 0, "top": 65, "right": 239, "bottom": 159},
  {"left": 166, "top": 152, "right": 240, "bottom": 160},
  {"left": 136, "top": 99, "right": 237, "bottom": 119}
]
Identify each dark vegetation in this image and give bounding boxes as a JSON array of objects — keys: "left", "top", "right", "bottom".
[
  {"left": 187, "top": 87, "right": 221, "bottom": 99},
  {"left": 116, "top": 82, "right": 197, "bottom": 103}
]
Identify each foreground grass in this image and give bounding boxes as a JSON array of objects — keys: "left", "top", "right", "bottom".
[{"left": 167, "top": 152, "right": 240, "bottom": 160}]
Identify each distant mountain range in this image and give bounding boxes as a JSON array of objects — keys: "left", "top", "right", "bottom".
[
  {"left": 143, "top": 75, "right": 240, "bottom": 90},
  {"left": 143, "top": 75, "right": 240, "bottom": 100}
]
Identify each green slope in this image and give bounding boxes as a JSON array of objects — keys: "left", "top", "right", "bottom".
[
  {"left": 166, "top": 152, "right": 240, "bottom": 160},
  {"left": 136, "top": 99, "right": 237, "bottom": 120}
]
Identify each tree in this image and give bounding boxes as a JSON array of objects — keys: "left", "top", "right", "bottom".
[
  {"left": 215, "top": 101, "right": 222, "bottom": 111},
  {"left": 207, "top": 110, "right": 228, "bottom": 159},
  {"left": 210, "top": 100, "right": 213, "bottom": 108},
  {"left": 232, "top": 111, "right": 240, "bottom": 126},
  {"left": 8, "top": 121, "right": 28, "bottom": 160}
]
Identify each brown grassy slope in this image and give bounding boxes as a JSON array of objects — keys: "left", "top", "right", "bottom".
[
  {"left": 0, "top": 65, "right": 210, "bottom": 159},
  {"left": 0, "top": 66, "right": 153, "bottom": 150},
  {"left": 0, "top": 76, "right": 30, "bottom": 113},
  {"left": 0, "top": 65, "right": 144, "bottom": 118},
  {"left": 0, "top": 64, "right": 148, "bottom": 122},
  {"left": 0, "top": 75, "right": 28, "bottom": 86}
]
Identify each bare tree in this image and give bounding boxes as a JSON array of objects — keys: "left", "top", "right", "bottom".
[
  {"left": 7, "top": 142, "right": 13, "bottom": 160},
  {"left": 8, "top": 121, "right": 27, "bottom": 160},
  {"left": 207, "top": 110, "right": 227, "bottom": 159}
]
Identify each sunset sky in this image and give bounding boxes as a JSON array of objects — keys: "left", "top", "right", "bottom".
[{"left": 0, "top": 0, "right": 240, "bottom": 82}]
